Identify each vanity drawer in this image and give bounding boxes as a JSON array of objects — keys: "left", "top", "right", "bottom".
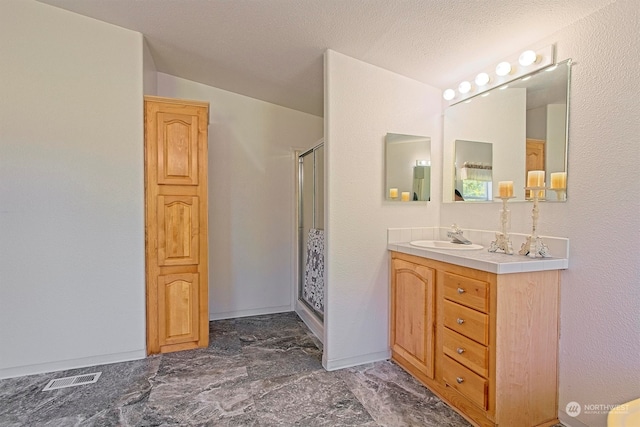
[
  {"left": 443, "top": 300, "right": 488, "bottom": 345},
  {"left": 443, "top": 272, "right": 488, "bottom": 313},
  {"left": 443, "top": 355, "right": 488, "bottom": 410},
  {"left": 443, "top": 327, "right": 488, "bottom": 377}
]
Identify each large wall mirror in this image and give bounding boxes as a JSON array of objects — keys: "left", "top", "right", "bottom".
[
  {"left": 385, "top": 133, "right": 431, "bottom": 202},
  {"left": 443, "top": 59, "right": 571, "bottom": 203}
]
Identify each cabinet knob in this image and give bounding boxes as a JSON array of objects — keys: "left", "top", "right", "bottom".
[
  {"left": 456, "top": 377, "right": 464, "bottom": 384},
  {"left": 457, "top": 318, "right": 465, "bottom": 325},
  {"left": 456, "top": 347, "right": 465, "bottom": 354},
  {"left": 457, "top": 287, "right": 465, "bottom": 294}
]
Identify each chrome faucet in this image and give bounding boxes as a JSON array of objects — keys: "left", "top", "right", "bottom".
[{"left": 447, "top": 224, "right": 472, "bottom": 245}]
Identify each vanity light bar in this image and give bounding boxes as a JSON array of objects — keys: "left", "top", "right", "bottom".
[{"left": 443, "top": 45, "right": 555, "bottom": 105}]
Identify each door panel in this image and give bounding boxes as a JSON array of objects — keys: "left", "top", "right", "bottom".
[
  {"left": 157, "top": 196, "right": 199, "bottom": 266},
  {"left": 526, "top": 139, "right": 545, "bottom": 198},
  {"left": 158, "top": 273, "right": 199, "bottom": 346},
  {"left": 157, "top": 113, "right": 199, "bottom": 186}
]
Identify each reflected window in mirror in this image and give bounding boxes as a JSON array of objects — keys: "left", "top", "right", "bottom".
[
  {"left": 385, "top": 133, "right": 431, "bottom": 202},
  {"left": 455, "top": 140, "right": 493, "bottom": 202},
  {"left": 443, "top": 59, "right": 571, "bottom": 203}
]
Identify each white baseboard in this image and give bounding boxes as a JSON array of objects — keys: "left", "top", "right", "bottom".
[
  {"left": 209, "top": 305, "right": 293, "bottom": 321},
  {"left": 323, "top": 349, "right": 391, "bottom": 371},
  {"left": 294, "top": 300, "right": 324, "bottom": 344},
  {"left": 0, "top": 349, "right": 147, "bottom": 380},
  {"left": 558, "top": 410, "right": 590, "bottom": 427}
]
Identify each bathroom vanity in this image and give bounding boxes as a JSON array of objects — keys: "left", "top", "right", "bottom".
[{"left": 389, "top": 238, "right": 566, "bottom": 427}]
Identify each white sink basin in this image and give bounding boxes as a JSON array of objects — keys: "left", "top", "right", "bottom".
[{"left": 410, "top": 240, "right": 484, "bottom": 251}]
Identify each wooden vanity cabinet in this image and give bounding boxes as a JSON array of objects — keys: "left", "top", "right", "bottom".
[{"left": 390, "top": 251, "right": 560, "bottom": 427}]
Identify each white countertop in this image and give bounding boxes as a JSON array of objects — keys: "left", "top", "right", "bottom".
[{"left": 388, "top": 241, "right": 569, "bottom": 274}]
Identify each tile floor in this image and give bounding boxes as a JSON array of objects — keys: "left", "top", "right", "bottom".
[{"left": 0, "top": 312, "right": 560, "bottom": 426}]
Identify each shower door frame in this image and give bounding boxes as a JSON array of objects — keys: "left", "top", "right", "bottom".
[{"left": 296, "top": 142, "right": 324, "bottom": 322}]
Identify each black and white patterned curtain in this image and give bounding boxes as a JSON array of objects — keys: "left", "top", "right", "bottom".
[{"left": 303, "top": 228, "right": 324, "bottom": 313}]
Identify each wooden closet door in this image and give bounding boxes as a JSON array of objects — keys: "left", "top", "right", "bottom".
[{"left": 144, "top": 96, "right": 209, "bottom": 354}]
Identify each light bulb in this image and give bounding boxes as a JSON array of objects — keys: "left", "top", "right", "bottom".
[
  {"left": 458, "top": 81, "right": 472, "bottom": 94},
  {"left": 496, "top": 61, "right": 512, "bottom": 76},
  {"left": 475, "top": 72, "right": 490, "bottom": 86},
  {"left": 519, "top": 50, "right": 538, "bottom": 66},
  {"left": 443, "top": 89, "right": 456, "bottom": 100}
]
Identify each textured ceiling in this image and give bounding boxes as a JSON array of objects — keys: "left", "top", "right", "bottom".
[{"left": 37, "top": 0, "right": 614, "bottom": 116}]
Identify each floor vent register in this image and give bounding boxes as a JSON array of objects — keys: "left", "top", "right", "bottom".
[{"left": 42, "top": 372, "right": 102, "bottom": 391}]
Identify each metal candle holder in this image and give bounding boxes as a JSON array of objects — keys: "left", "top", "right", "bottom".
[
  {"left": 489, "top": 196, "right": 515, "bottom": 254},
  {"left": 519, "top": 186, "right": 551, "bottom": 258}
]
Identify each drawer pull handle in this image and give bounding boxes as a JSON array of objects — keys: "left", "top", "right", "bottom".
[
  {"left": 456, "top": 347, "right": 465, "bottom": 354},
  {"left": 457, "top": 318, "right": 465, "bottom": 325},
  {"left": 457, "top": 287, "right": 465, "bottom": 294},
  {"left": 456, "top": 377, "right": 464, "bottom": 384}
]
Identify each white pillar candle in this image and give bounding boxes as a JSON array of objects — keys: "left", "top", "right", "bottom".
[
  {"left": 401, "top": 191, "right": 410, "bottom": 202},
  {"left": 550, "top": 172, "right": 567, "bottom": 189},
  {"left": 498, "top": 181, "right": 514, "bottom": 198},
  {"left": 527, "top": 170, "right": 545, "bottom": 187},
  {"left": 389, "top": 188, "right": 398, "bottom": 198}
]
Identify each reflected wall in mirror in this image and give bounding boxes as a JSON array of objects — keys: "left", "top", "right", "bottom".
[
  {"left": 443, "top": 59, "right": 571, "bottom": 203},
  {"left": 385, "top": 133, "right": 431, "bottom": 202}
]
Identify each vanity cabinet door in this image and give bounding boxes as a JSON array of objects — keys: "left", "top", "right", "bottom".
[{"left": 390, "top": 259, "right": 435, "bottom": 379}]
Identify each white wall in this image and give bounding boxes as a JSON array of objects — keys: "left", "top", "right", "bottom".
[
  {"left": 441, "top": 2, "right": 640, "bottom": 426},
  {"left": 143, "top": 38, "right": 158, "bottom": 95},
  {"left": 546, "top": 104, "right": 567, "bottom": 175},
  {"left": 0, "top": 0, "right": 146, "bottom": 378},
  {"left": 324, "top": 50, "right": 442, "bottom": 369},
  {"left": 157, "top": 73, "right": 323, "bottom": 320},
  {"left": 527, "top": 105, "right": 548, "bottom": 140}
]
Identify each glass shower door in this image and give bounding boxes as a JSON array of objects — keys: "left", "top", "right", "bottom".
[{"left": 298, "top": 143, "right": 324, "bottom": 321}]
